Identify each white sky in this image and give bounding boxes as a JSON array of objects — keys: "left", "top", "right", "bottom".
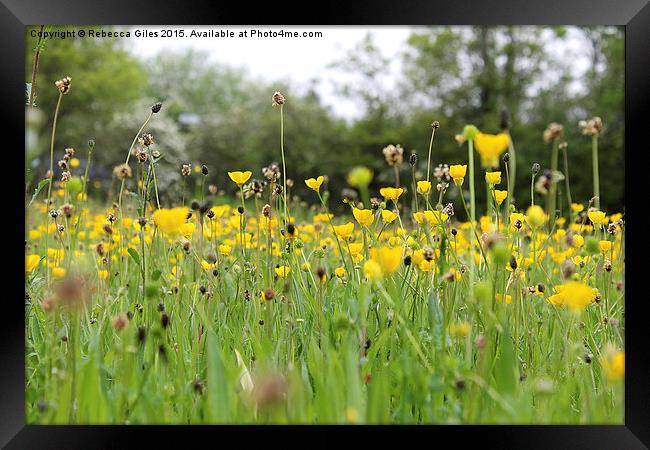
[{"left": 126, "top": 26, "right": 592, "bottom": 120}]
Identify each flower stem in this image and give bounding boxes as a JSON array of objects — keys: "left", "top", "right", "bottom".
[
  {"left": 504, "top": 162, "right": 511, "bottom": 228},
  {"left": 548, "top": 140, "right": 559, "bottom": 221},
  {"left": 116, "top": 111, "right": 154, "bottom": 275},
  {"left": 530, "top": 173, "right": 536, "bottom": 207},
  {"left": 468, "top": 139, "right": 476, "bottom": 224},
  {"left": 592, "top": 135, "right": 600, "bottom": 209},
  {"left": 562, "top": 145, "right": 572, "bottom": 219},
  {"left": 426, "top": 126, "right": 437, "bottom": 184},
  {"left": 117, "top": 112, "right": 153, "bottom": 210},
  {"left": 280, "top": 105, "right": 289, "bottom": 224},
  {"left": 44, "top": 92, "right": 63, "bottom": 285},
  {"left": 507, "top": 133, "right": 516, "bottom": 208},
  {"left": 411, "top": 165, "right": 419, "bottom": 213}
]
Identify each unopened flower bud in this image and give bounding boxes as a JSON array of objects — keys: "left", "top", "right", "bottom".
[{"left": 272, "top": 91, "right": 285, "bottom": 106}]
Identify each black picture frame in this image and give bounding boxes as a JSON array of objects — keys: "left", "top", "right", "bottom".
[{"left": 5, "top": 0, "right": 649, "bottom": 447}]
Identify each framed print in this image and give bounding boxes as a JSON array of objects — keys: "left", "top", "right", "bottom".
[{"left": 3, "top": 0, "right": 649, "bottom": 447}]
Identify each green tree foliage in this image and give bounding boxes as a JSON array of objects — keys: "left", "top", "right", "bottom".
[
  {"left": 25, "top": 26, "right": 147, "bottom": 175},
  {"left": 397, "top": 26, "right": 623, "bottom": 213},
  {"left": 24, "top": 26, "right": 623, "bottom": 213}
]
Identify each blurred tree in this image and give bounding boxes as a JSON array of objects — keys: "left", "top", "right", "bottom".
[
  {"left": 24, "top": 26, "right": 623, "bottom": 214},
  {"left": 144, "top": 50, "right": 350, "bottom": 206},
  {"left": 25, "top": 26, "right": 147, "bottom": 182},
  {"left": 395, "top": 26, "right": 622, "bottom": 215}
]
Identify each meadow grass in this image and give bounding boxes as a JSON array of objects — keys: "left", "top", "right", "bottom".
[{"left": 24, "top": 89, "right": 624, "bottom": 424}]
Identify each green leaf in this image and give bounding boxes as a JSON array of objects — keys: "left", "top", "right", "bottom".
[
  {"left": 494, "top": 327, "right": 517, "bottom": 398},
  {"left": 151, "top": 269, "right": 162, "bottom": 281},
  {"left": 27, "top": 178, "right": 51, "bottom": 209},
  {"left": 206, "top": 331, "right": 230, "bottom": 422},
  {"left": 127, "top": 248, "right": 140, "bottom": 266}
]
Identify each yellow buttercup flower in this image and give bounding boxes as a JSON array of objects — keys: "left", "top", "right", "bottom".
[
  {"left": 379, "top": 187, "right": 404, "bottom": 201},
  {"left": 600, "top": 349, "right": 624, "bottom": 382},
  {"left": 219, "top": 244, "right": 232, "bottom": 256},
  {"left": 347, "top": 166, "right": 373, "bottom": 188},
  {"left": 418, "top": 259, "right": 435, "bottom": 272},
  {"left": 70, "top": 157, "right": 80, "bottom": 169},
  {"left": 98, "top": 269, "right": 109, "bottom": 280},
  {"left": 26, "top": 254, "right": 41, "bottom": 273},
  {"left": 52, "top": 267, "right": 66, "bottom": 279},
  {"left": 228, "top": 171, "right": 252, "bottom": 186},
  {"left": 588, "top": 210, "right": 606, "bottom": 225},
  {"left": 381, "top": 209, "right": 397, "bottom": 224},
  {"left": 305, "top": 175, "right": 324, "bottom": 192},
  {"left": 493, "top": 190, "right": 508, "bottom": 205},
  {"left": 313, "top": 213, "right": 333, "bottom": 223},
  {"left": 572, "top": 255, "right": 590, "bottom": 267},
  {"left": 363, "top": 260, "right": 383, "bottom": 280},
  {"left": 153, "top": 207, "right": 189, "bottom": 237},
  {"left": 571, "top": 203, "right": 584, "bottom": 213},
  {"left": 510, "top": 212, "right": 525, "bottom": 229},
  {"left": 370, "top": 246, "right": 402, "bottom": 274},
  {"left": 571, "top": 234, "right": 585, "bottom": 248},
  {"left": 346, "top": 242, "right": 364, "bottom": 255},
  {"left": 485, "top": 171, "right": 501, "bottom": 185},
  {"left": 333, "top": 222, "right": 355, "bottom": 239},
  {"left": 201, "top": 260, "right": 215, "bottom": 270},
  {"left": 599, "top": 240, "right": 612, "bottom": 253},
  {"left": 413, "top": 210, "right": 448, "bottom": 226},
  {"left": 334, "top": 267, "right": 346, "bottom": 278},
  {"left": 474, "top": 132, "right": 510, "bottom": 168},
  {"left": 449, "top": 165, "right": 467, "bottom": 184},
  {"left": 47, "top": 248, "right": 65, "bottom": 263},
  {"left": 352, "top": 208, "right": 374, "bottom": 227},
  {"left": 180, "top": 222, "right": 196, "bottom": 239},
  {"left": 275, "top": 265, "right": 291, "bottom": 278},
  {"left": 526, "top": 205, "right": 546, "bottom": 229},
  {"left": 448, "top": 321, "right": 471, "bottom": 337},
  {"left": 417, "top": 180, "right": 432, "bottom": 194},
  {"left": 549, "top": 281, "right": 597, "bottom": 311},
  {"left": 496, "top": 293, "right": 512, "bottom": 304}
]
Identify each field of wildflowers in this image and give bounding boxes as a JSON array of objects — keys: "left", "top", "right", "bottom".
[{"left": 25, "top": 81, "right": 624, "bottom": 424}]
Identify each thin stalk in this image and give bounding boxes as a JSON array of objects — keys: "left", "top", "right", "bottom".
[
  {"left": 562, "top": 145, "right": 572, "bottom": 219},
  {"left": 592, "top": 135, "right": 600, "bottom": 209},
  {"left": 28, "top": 25, "right": 45, "bottom": 109},
  {"left": 507, "top": 132, "right": 516, "bottom": 209},
  {"left": 426, "top": 125, "right": 437, "bottom": 184},
  {"left": 468, "top": 139, "right": 476, "bottom": 224},
  {"left": 530, "top": 172, "right": 536, "bottom": 206},
  {"left": 411, "top": 165, "right": 419, "bottom": 213},
  {"left": 116, "top": 111, "right": 154, "bottom": 270},
  {"left": 44, "top": 92, "right": 63, "bottom": 284},
  {"left": 117, "top": 112, "right": 153, "bottom": 209},
  {"left": 504, "top": 161, "right": 511, "bottom": 228},
  {"left": 548, "top": 140, "right": 559, "bottom": 222},
  {"left": 279, "top": 105, "right": 289, "bottom": 224}
]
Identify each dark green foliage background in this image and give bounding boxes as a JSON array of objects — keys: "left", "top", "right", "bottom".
[{"left": 25, "top": 26, "right": 623, "bottom": 215}]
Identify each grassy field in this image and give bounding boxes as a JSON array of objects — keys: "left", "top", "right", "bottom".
[{"left": 25, "top": 89, "right": 624, "bottom": 424}]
